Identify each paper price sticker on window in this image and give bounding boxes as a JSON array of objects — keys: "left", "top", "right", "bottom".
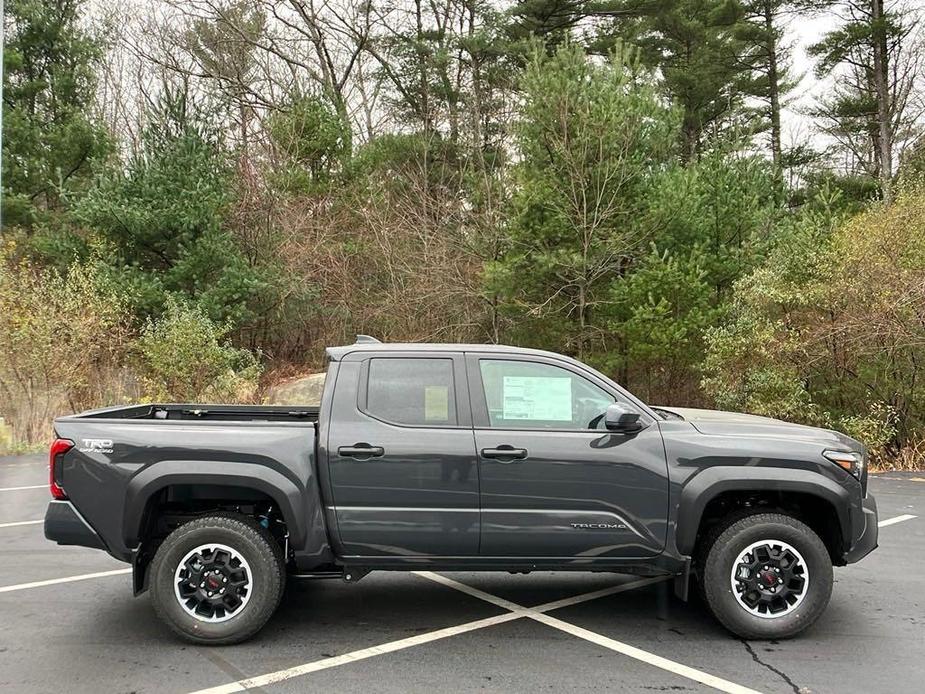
[
  {"left": 502, "top": 376, "right": 572, "bottom": 421},
  {"left": 424, "top": 385, "right": 450, "bottom": 422}
]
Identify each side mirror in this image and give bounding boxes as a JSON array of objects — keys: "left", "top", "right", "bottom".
[{"left": 604, "top": 403, "right": 644, "bottom": 433}]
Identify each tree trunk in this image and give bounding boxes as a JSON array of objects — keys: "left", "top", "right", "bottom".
[
  {"left": 577, "top": 282, "right": 587, "bottom": 361},
  {"left": 681, "top": 117, "right": 699, "bottom": 164},
  {"left": 871, "top": 0, "right": 892, "bottom": 202},
  {"left": 415, "top": 0, "right": 433, "bottom": 135},
  {"left": 764, "top": 0, "right": 782, "bottom": 169}
]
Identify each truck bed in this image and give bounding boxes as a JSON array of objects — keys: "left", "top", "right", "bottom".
[
  {"left": 50, "top": 402, "right": 325, "bottom": 567},
  {"left": 62, "top": 403, "right": 320, "bottom": 423}
]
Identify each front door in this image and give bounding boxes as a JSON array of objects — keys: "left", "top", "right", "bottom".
[
  {"left": 468, "top": 354, "right": 669, "bottom": 558},
  {"left": 327, "top": 352, "right": 479, "bottom": 556}
]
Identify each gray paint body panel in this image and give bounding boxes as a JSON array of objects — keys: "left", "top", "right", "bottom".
[
  {"left": 46, "top": 341, "right": 876, "bottom": 578},
  {"left": 325, "top": 355, "right": 480, "bottom": 556},
  {"left": 52, "top": 418, "right": 328, "bottom": 565}
]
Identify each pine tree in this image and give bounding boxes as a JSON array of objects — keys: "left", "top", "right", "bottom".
[
  {"left": 737, "top": 0, "right": 799, "bottom": 168},
  {"left": 489, "top": 44, "right": 677, "bottom": 359},
  {"left": 1, "top": 0, "right": 110, "bottom": 228},
  {"left": 808, "top": 0, "right": 920, "bottom": 202},
  {"left": 506, "top": 0, "right": 588, "bottom": 47},
  {"left": 595, "top": 0, "right": 753, "bottom": 161}
]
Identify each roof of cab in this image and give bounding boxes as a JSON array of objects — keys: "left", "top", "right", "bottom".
[{"left": 325, "top": 341, "right": 571, "bottom": 362}]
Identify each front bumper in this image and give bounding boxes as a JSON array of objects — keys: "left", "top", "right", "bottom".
[
  {"left": 845, "top": 493, "right": 878, "bottom": 563},
  {"left": 44, "top": 500, "right": 107, "bottom": 551}
]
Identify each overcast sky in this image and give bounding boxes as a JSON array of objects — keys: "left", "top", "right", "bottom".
[
  {"left": 784, "top": 12, "right": 833, "bottom": 150},
  {"left": 82, "top": 0, "right": 893, "bottom": 156}
]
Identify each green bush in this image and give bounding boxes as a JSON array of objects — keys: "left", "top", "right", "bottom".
[
  {"left": 702, "top": 182, "right": 925, "bottom": 458},
  {"left": 0, "top": 241, "right": 131, "bottom": 445},
  {"left": 832, "top": 403, "right": 898, "bottom": 462},
  {"left": 607, "top": 246, "right": 718, "bottom": 403},
  {"left": 135, "top": 298, "right": 262, "bottom": 403},
  {"left": 266, "top": 96, "right": 351, "bottom": 192},
  {"left": 74, "top": 98, "right": 269, "bottom": 328}
]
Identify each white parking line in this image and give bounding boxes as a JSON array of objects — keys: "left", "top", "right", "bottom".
[
  {"left": 532, "top": 612, "right": 760, "bottom": 694},
  {"left": 189, "top": 574, "right": 759, "bottom": 694},
  {"left": 417, "top": 572, "right": 760, "bottom": 694},
  {"left": 878, "top": 514, "right": 917, "bottom": 528},
  {"left": 0, "top": 519, "right": 43, "bottom": 528},
  {"left": 189, "top": 576, "right": 664, "bottom": 694},
  {"left": 0, "top": 510, "right": 913, "bottom": 690},
  {"left": 0, "top": 484, "right": 46, "bottom": 492},
  {"left": 416, "top": 571, "right": 668, "bottom": 615},
  {"left": 0, "top": 568, "right": 131, "bottom": 594},
  {"left": 507, "top": 574, "right": 671, "bottom": 613},
  {"left": 191, "top": 611, "right": 525, "bottom": 694}
]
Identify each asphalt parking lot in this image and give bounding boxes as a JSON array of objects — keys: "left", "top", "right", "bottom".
[{"left": 1, "top": 453, "right": 922, "bottom": 694}]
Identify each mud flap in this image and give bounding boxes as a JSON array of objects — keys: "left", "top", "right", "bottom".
[
  {"left": 673, "top": 557, "right": 691, "bottom": 601},
  {"left": 132, "top": 547, "right": 150, "bottom": 596}
]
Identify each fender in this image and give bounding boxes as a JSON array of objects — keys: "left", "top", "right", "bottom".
[
  {"left": 124, "top": 460, "right": 316, "bottom": 551},
  {"left": 674, "top": 466, "right": 852, "bottom": 556}
]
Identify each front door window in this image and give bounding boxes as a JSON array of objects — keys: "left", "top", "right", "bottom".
[{"left": 478, "top": 359, "right": 614, "bottom": 430}]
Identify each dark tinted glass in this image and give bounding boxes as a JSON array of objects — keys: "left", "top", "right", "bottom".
[{"left": 366, "top": 358, "right": 457, "bottom": 426}]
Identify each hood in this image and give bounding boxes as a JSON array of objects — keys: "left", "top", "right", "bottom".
[{"left": 652, "top": 406, "right": 862, "bottom": 450}]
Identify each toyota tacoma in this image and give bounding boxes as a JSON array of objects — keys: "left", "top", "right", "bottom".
[{"left": 44, "top": 338, "right": 878, "bottom": 643}]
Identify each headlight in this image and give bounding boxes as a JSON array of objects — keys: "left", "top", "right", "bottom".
[{"left": 822, "top": 449, "right": 865, "bottom": 478}]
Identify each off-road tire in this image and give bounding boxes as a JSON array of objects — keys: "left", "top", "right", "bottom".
[
  {"left": 149, "top": 514, "right": 285, "bottom": 645},
  {"left": 700, "top": 512, "right": 833, "bottom": 639}
]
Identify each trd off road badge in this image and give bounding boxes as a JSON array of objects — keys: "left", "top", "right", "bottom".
[{"left": 79, "top": 438, "right": 114, "bottom": 454}]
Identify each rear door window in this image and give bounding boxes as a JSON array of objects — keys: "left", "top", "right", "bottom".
[{"left": 365, "top": 358, "right": 457, "bottom": 426}]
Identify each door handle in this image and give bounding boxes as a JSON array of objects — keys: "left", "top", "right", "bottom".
[
  {"left": 338, "top": 443, "right": 385, "bottom": 460},
  {"left": 481, "top": 445, "right": 528, "bottom": 462}
]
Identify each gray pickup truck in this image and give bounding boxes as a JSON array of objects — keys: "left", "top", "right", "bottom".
[{"left": 45, "top": 338, "right": 878, "bottom": 644}]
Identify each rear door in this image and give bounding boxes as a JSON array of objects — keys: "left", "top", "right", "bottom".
[
  {"left": 468, "top": 353, "right": 669, "bottom": 558},
  {"left": 327, "top": 351, "right": 479, "bottom": 556}
]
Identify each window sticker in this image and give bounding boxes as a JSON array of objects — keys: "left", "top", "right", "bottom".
[
  {"left": 424, "top": 385, "right": 450, "bottom": 422},
  {"left": 502, "top": 376, "right": 572, "bottom": 421}
]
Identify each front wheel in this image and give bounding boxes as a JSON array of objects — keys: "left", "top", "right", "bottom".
[
  {"left": 700, "top": 513, "right": 833, "bottom": 639},
  {"left": 149, "top": 515, "right": 285, "bottom": 644}
]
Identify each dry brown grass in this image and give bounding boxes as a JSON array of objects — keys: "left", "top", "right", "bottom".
[
  {"left": 0, "top": 245, "right": 135, "bottom": 447},
  {"left": 875, "top": 438, "right": 925, "bottom": 472}
]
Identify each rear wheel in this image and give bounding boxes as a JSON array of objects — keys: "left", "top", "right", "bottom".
[
  {"left": 149, "top": 514, "right": 285, "bottom": 644},
  {"left": 700, "top": 513, "right": 833, "bottom": 639}
]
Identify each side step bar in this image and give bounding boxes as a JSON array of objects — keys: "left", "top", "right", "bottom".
[{"left": 289, "top": 568, "right": 372, "bottom": 583}]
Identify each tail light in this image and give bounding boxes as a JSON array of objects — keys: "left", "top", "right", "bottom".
[{"left": 49, "top": 438, "right": 74, "bottom": 500}]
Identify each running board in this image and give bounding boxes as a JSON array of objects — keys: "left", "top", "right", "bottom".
[{"left": 288, "top": 568, "right": 372, "bottom": 583}]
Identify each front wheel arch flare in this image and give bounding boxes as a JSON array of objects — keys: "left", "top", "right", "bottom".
[{"left": 676, "top": 471, "right": 852, "bottom": 557}]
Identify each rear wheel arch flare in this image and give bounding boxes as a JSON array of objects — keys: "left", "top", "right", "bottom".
[{"left": 124, "top": 465, "right": 307, "bottom": 550}]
